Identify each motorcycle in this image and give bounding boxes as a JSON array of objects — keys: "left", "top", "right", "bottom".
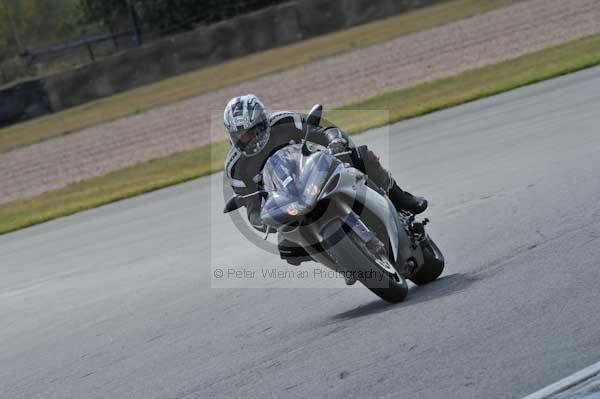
[{"left": 224, "top": 105, "right": 444, "bottom": 303}]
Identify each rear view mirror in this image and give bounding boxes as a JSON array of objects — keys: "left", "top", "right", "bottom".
[
  {"left": 223, "top": 195, "right": 243, "bottom": 213},
  {"left": 306, "top": 104, "right": 323, "bottom": 127}
]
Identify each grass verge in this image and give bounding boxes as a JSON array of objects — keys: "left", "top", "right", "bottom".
[
  {"left": 1, "top": 34, "right": 600, "bottom": 235},
  {"left": 0, "top": 0, "right": 518, "bottom": 154}
]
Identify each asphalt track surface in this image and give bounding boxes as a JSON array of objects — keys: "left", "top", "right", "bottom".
[{"left": 2, "top": 66, "right": 600, "bottom": 399}]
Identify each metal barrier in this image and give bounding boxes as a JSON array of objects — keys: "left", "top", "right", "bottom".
[{"left": 21, "top": 30, "right": 138, "bottom": 64}]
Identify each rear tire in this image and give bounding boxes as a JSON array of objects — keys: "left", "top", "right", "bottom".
[{"left": 409, "top": 236, "right": 445, "bottom": 286}]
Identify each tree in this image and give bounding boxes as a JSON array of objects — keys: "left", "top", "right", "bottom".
[{"left": 79, "top": 0, "right": 126, "bottom": 29}]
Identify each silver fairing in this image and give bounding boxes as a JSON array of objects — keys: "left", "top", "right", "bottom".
[
  {"left": 260, "top": 144, "right": 410, "bottom": 265},
  {"left": 317, "top": 164, "right": 405, "bottom": 262}
]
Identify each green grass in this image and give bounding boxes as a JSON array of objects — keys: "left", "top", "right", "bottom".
[
  {"left": 0, "top": 0, "right": 517, "bottom": 154},
  {"left": 1, "top": 34, "right": 600, "bottom": 235},
  {"left": 329, "top": 35, "right": 600, "bottom": 131}
]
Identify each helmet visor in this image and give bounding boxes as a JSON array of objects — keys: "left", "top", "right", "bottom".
[{"left": 230, "top": 121, "right": 268, "bottom": 154}]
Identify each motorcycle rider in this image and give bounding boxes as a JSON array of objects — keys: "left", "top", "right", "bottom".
[{"left": 224, "top": 94, "right": 428, "bottom": 265}]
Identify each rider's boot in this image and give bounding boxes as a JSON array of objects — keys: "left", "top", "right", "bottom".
[
  {"left": 351, "top": 146, "right": 427, "bottom": 215},
  {"left": 388, "top": 182, "right": 428, "bottom": 215}
]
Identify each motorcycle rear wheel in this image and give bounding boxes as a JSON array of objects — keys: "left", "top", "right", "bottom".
[{"left": 409, "top": 236, "right": 445, "bottom": 286}]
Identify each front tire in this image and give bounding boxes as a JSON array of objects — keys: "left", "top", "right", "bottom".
[
  {"left": 348, "top": 231, "right": 408, "bottom": 303},
  {"left": 324, "top": 221, "right": 408, "bottom": 303}
]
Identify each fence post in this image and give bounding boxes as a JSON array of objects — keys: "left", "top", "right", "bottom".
[
  {"left": 87, "top": 43, "right": 95, "bottom": 62},
  {"left": 110, "top": 28, "right": 119, "bottom": 50}
]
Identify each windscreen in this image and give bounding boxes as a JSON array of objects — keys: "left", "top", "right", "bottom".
[{"left": 263, "top": 144, "right": 334, "bottom": 204}]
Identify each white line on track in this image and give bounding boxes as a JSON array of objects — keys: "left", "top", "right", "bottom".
[{"left": 523, "top": 360, "right": 600, "bottom": 399}]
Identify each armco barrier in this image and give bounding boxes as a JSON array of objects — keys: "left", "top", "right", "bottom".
[{"left": 1, "top": 0, "right": 441, "bottom": 127}]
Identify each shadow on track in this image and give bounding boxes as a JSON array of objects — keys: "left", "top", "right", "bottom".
[{"left": 330, "top": 273, "right": 479, "bottom": 322}]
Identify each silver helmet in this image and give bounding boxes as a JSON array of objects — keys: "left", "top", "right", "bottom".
[{"left": 224, "top": 94, "right": 270, "bottom": 156}]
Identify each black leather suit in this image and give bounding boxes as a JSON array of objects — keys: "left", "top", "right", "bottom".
[{"left": 225, "top": 111, "right": 396, "bottom": 232}]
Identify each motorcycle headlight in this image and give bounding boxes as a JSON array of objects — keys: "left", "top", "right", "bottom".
[
  {"left": 306, "top": 184, "right": 320, "bottom": 197},
  {"left": 287, "top": 203, "right": 300, "bottom": 216}
]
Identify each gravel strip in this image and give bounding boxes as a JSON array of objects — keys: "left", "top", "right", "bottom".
[{"left": 1, "top": 0, "right": 599, "bottom": 204}]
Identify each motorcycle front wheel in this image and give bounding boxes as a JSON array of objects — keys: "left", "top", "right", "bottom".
[{"left": 324, "top": 220, "right": 408, "bottom": 303}]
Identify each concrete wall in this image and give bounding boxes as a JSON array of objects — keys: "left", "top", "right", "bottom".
[{"left": 1, "top": 0, "right": 442, "bottom": 126}]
